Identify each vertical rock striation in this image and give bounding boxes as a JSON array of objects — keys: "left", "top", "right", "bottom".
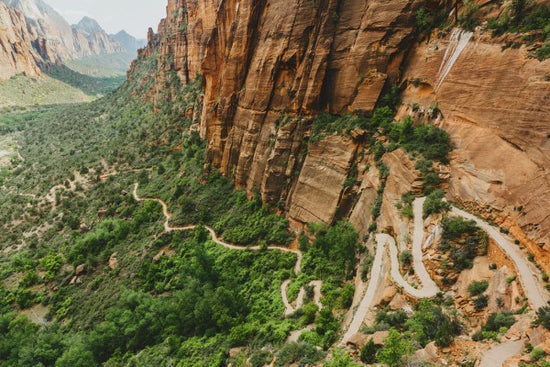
[{"left": 135, "top": 0, "right": 550, "bottom": 266}]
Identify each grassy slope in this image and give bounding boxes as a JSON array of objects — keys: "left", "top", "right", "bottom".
[
  {"left": 0, "top": 74, "right": 93, "bottom": 108},
  {"left": 65, "top": 52, "right": 135, "bottom": 77}
]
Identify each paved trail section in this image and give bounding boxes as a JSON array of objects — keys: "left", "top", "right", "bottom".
[
  {"left": 342, "top": 198, "right": 440, "bottom": 343},
  {"left": 132, "top": 183, "right": 322, "bottom": 315},
  {"left": 452, "top": 207, "right": 548, "bottom": 310},
  {"left": 342, "top": 199, "right": 549, "bottom": 345},
  {"left": 479, "top": 340, "right": 523, "bottom": 367}
]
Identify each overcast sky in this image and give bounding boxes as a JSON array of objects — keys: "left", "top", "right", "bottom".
[{"left": 45, "top": 0, "right": 167, "bottom": 38}]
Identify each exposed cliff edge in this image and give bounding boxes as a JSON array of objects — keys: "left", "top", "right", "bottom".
[{"left": 133, "top": 0, "right": 550, "bottom": 272}]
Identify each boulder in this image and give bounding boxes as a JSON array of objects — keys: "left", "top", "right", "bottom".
[
  {"left": 75, "top": 264, "right": 87, "bottom": 276},
  {"left": 109, "top": 253, "right": 118, "bottom": 270}
]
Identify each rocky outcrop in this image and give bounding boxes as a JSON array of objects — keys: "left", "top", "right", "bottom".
[
  {"left": 0, "top": 1, "right": 41, "bottom": 79},
  {"left": 136, "top": 0, "right": 550, "bottom": 266}
]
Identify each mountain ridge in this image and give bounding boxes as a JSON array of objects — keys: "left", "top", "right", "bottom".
[{"left": 0, "top": 0, "right": 130, "bottom": 79}]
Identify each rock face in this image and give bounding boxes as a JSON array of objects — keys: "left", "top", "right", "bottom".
[
  {"left": 0, "top": 1, "right": 41, "bottom": 79},
  {"left": 73, "top": 16, "right": 125, "bottom": 56},
  {"left": 0, "top": 0, "right": 125, "bottom": 79},
  {"left": 400, "top": 30, "right": 550, "bottom": 272},
  {"left": 135, "top": 0, "right": 550, "bottom": 268}
]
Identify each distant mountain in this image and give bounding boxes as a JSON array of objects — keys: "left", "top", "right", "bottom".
[
  {"left": 74, "top": 16, "right": 103, "bottom": 35},
  {"left": 0, "top": 0, "right": 124, "bottom": 63},
  {"left": 0, "top": 0, "right": 136, "bottom": 79},
  {"left": 110, "top": 30, "right": 146, "bottom": 55}
]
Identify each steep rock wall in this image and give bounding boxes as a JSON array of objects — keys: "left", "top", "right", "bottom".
[
  {"left": 399, "top": 31, "right": 550, "bottom": 271},
  {"left": 0, "top": 2, "right": 41, "bottom": 79},
  {"left": 136, "top": 0, "right": 550, "bottom": 269},
  {"left": 137, "top": 0, "right": 429, "bottom": 218}
]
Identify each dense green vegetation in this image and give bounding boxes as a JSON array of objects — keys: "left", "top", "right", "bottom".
[
  {"left": 439, "top": 217, "right": 488, "bottom": 271},
  {"left": 44, "top": 65, "right": 126, "bottom": 96},
  {"left": 311, "top": 105, "right": 451, "bottom": 165},
  {"left": 361, "top": 299, "right": 462, "bottom": 365},
  {"left": 0, "top": 55, "right": 364, "bottom": 365},
  {"left": 487, "top": 2, "right": 550, "bottom": 60}
]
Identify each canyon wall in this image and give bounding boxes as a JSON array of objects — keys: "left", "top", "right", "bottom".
[
  {"left": 136, "top": 0, "right": 550, "bottom": 270},
  {"left": 0, "top": 1, "right": 41, "bottom": 79}
]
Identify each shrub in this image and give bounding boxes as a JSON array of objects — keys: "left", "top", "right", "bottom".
[
  {"left": 484, "top": 312, "right": 516, "bottom": 332},
  {"left": 440, "top": 217, "right": 488, "bottom": 270},
  {"left": 324, "top": 348, "right": 360, "bottom": 367},
  {"left": 400, "top": 250, "right": 413, "bottom": 267},
  {"left": 360, "top": 338, "right": 378, "bottom": 364},
  {"left": 275, "top": 342, "right": 324, "bottom": 367},
  {"left": 531, "top": 347, "right": 546, "bottom": 362},
  {"left": 377, "top": 328, "right": 413, "bottom": 366},
  {"left": 473, "top": 295, "right": 488, "bottom": 311},
  {"left": 423, "top": 189, "right": 450, "bottom": 218},
  {"left": 405, "top": 300, "right": 462, "bottom": 347},
  {"left": 388, "top": 117, "right": 451, "bottom": 163},
  {"left": 533, "top": 302, "right": 550, "bottom": 330},
  {"left": 467, "top": 280, "right": 489, "bottom": 296}
]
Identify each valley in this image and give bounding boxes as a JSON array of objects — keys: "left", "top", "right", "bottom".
[{"left": 0, "top": 0, "right": 550, "bottom": 366}]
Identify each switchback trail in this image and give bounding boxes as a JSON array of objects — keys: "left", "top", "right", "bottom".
[
  {"left": 342, "top": 198, "right": 440, "bottom": 343},
  {"left": 132, "top": 183, "right": 321, "bottom": 315},
  {"left": 342, "top": 199, "right": 549, "bottom": 345}
]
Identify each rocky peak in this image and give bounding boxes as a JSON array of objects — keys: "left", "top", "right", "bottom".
[
  {"left": 1, "top": 0, "right": 124, "bottom": 64},
  {"left": 74, "top": 16, "right": 103, "bottom": 36},
  {"left": 0, "top": 1, "right": 41, "bottom": 79},
  {"left": 111, "top": 30, "right": 146, "bottom": 54}
]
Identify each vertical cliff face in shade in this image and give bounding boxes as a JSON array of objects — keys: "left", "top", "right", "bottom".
[
  {"left": 0, "top": 1, "right": 42, "bottom": 79},
  {"left": 134, "top": 0, "right": 550, "bottom": 271}
]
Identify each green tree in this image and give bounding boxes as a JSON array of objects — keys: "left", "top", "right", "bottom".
[
  {"left": 324, "top": 348, "right": 360, "bottom": 367},
  {"left": 533, "top": 303, "right": 550, "bottom": 330},
  {"left": 376, "top": 328, "right": 413, "bottom": 366},
  {"left": 55, "top": 338, "right": 97, "bottom": 367},
  {"left": 360, "top": 338, "right": 378, "bottom": 364}
]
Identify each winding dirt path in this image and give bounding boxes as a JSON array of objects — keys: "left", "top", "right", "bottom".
[
  {"left": 342, "top": 198, "right": 440, "bottom": 343},
  {"left": 132, "top": 183, "right": 321, "bottom": 315}
]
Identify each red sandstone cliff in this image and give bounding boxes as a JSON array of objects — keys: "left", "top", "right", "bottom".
[
  {"left": 0, "top": 1, "right": 41, "bottom": 79},
  {"left": 134, "top": 0, "right": 550, "bottom": 271}
]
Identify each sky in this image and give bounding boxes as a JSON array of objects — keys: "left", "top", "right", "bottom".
[{"left": 45, "top": 0, "right": 167, "bottom": 38}]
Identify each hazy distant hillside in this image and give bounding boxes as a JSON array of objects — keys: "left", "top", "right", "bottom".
[
  {"left": 0, "top": 0, "right": 135, "bottom": 79},
  {"left": 1, "top": 0, "right": 123, "bottom": 62},
  {"left": 111, "top": 30, "right": 146, "bottom": 55}
]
